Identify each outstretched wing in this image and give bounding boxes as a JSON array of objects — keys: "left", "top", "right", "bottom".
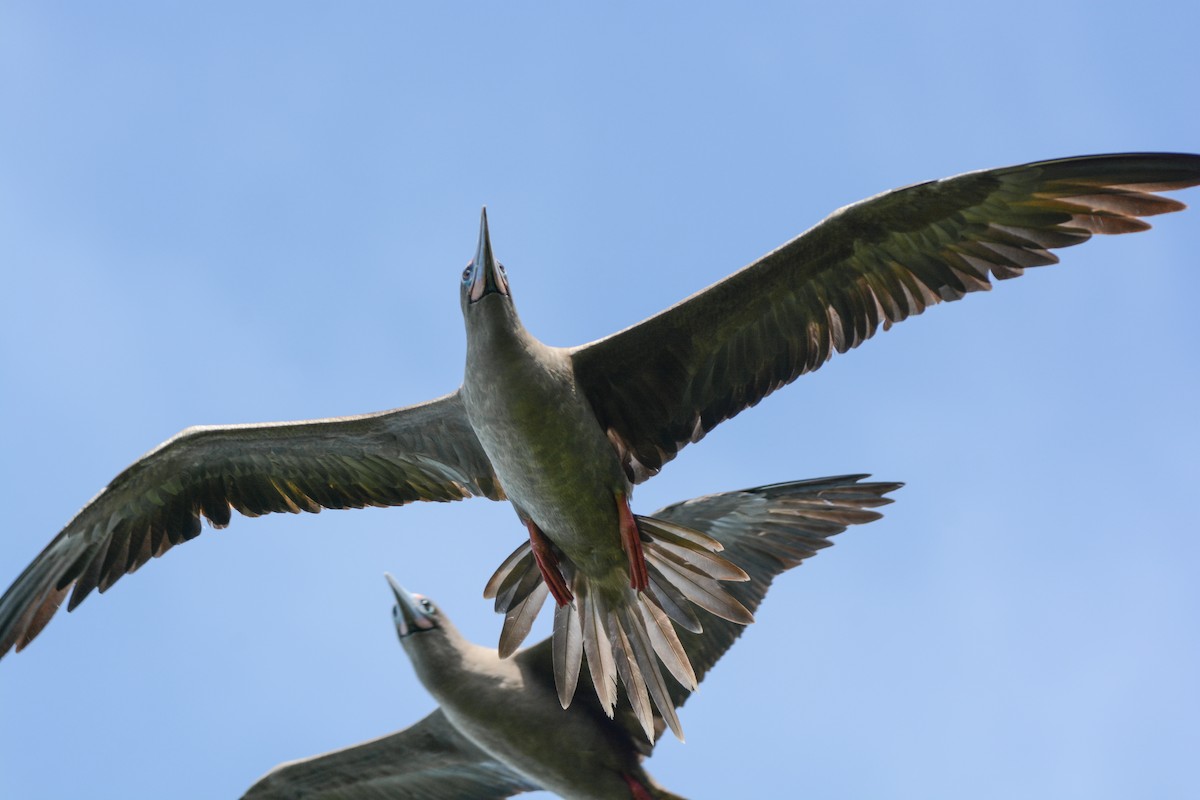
[
  {"left": 0, "top": 391, "right": 501, "bottom": 658},
  {"left": 572, "top": 153, "right": 1200, "bottom": 481},
  {"left": 241, "top": 709, "right": 538, "bottom": 799},
  {"left": 652, "top": 475, "right": 899, "bottom": 706}
]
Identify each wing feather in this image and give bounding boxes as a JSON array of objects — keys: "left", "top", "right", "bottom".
[
  {"left": 0, "top": 392, "right": 500, "bottom": 657},
  {"left": 572, "top": 153, "right": 1200, "bottom": 481},
  {"left": 241, "top": 709, "right": 537, "bottom": 799}
]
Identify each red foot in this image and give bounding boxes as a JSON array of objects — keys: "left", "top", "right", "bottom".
[
  {"left": 617, "top": 493, "right": 649, "bottom": 592},
  {"left": 621, "top": 772, "right": 655, "bottom": 800},
  {"left": 525, "top": 518, "right": 574, "bottom": 606}
]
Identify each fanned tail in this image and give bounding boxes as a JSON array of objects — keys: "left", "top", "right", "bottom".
[{"left": 483, "top": 514, "right": 753, "bottom": 741}]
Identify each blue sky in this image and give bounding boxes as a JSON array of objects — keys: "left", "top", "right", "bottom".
[{"left": 1, "top": 3, "right": 1198, "bottom": 798}]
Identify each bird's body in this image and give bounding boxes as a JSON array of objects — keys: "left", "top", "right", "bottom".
[
  {"left": 243, "top": 476, "right": 900, "bottom": 800},
  {"left": 454, "top": 226, "right": 737, "bottom": 737},
  {"left": 461, "top": 305, "right": 627, "bottom": 582}
]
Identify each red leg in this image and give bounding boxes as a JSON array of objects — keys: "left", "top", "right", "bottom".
[
  {"left": 524, "top": 518, "right": 573, "bottom": 606},
  {"left": 616, "top": 492, "right": 648, "bottom": 592},
  {"left": 621, "top": 773, "right": 656, "bottom": 800}
]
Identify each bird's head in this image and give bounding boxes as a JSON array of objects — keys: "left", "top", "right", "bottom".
[
  {"left": 386, "top": 573, "right": 444, "bottom": 642},
  {"left": 459, "top": 207, "right": 512, "bottom": 317},
  {"left": 385, "top": 574, "right": 473, "bottom": 697}
]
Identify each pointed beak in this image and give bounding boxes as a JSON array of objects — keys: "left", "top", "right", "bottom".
[
  {"left": 386, "top": 573, "right": 434, "bottom": 638},
  {"left": 468, "top": 207, "right": 508, "bottom": 303}
]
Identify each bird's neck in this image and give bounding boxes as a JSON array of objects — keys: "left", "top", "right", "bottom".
[
  {"left": 406, "top": 636, "right": 516, "bottom": 704},
  {"left": 464, "top": 300, "right": 548, "bottom": 371}
]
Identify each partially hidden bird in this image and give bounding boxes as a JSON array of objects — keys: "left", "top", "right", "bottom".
[
  {"left": 2, "top": 153, "right": 1198, "bottom": 738},
  {"left": 242, "top": 475, "right": 900, "bottom": 800}
]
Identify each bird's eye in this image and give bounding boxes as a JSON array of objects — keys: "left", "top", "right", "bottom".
[
  {"left": 462, "top": 264, "right": 473, "bottom": 284},
  {"left": 497, "top": 263, "right": 507, "bottom": 276},
  {"left": 420, "top": 598, "right": 437, "bottom": 615},
  {"left": 392, "top": 605, "right": 400, "bottom": 618}
]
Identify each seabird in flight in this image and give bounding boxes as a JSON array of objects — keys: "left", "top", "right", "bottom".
[{"left": 2, "top": 152, "right": 1197, "bottom": 736}]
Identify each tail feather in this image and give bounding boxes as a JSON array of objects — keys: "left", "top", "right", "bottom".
[
  {"left": 486, "top": 542, "right": 542, "bottom": 613},
  {"left": 497, "top": 580, "right": 548, "bottom": 659},
  {"left": 637, "top": 516, "right": 749, "bottom": 581},
  {"left": 609, "top": 610, "right": 655, "bottom": 740},
  {"left": 582, "top": 586, "right": 618, "bottom": 716},
  {"left": 482, "top": 540, "right": 532, "bottom": 601},
  {"left": 552, "top": 596, "right": 583, "bottom": 708},
  {"left": 643, "top": 567, "right": 703, "bottom": 634},
  {"left": 485, "top": 540, "right": 553, "bottom": 658},
  {"left": 643, "top": 546, "right": 754, "bottom": 625},
  {"left": 636, "top": 596, "right": 697, "bottom": 691},
  {"left": 618, "top": 603, "right": 684, "bottom": 741}
]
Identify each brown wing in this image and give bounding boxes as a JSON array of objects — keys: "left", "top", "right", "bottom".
[
  {"left": 0, "top": 391, "right": 501, "bottom": 657},
  {"left": 572, "top": 153, "right": 1200, "bottom": 481},
  {"left": 241, "top": 709, "right": 538, "bottom": 799}
]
